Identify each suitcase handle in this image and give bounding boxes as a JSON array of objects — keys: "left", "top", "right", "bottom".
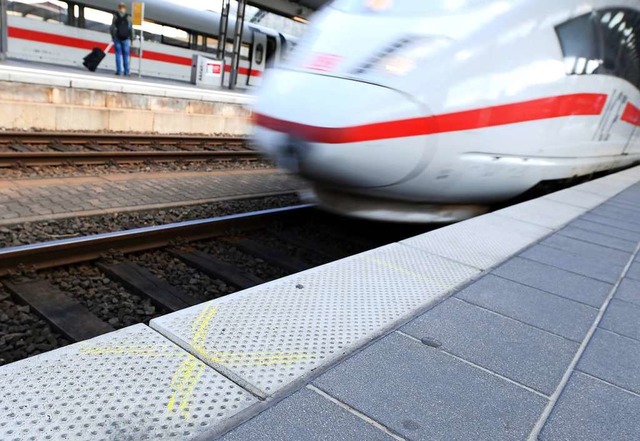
[{"left": 105, "top": 42, "right": 114, "bottom": 53}]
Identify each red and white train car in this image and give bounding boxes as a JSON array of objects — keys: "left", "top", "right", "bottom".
[
  {"left": 253, "top": 0, "right": 640, "bottom": 222},
  {"left": 6, "top": 0, "right": 294, "bottom": 87}
]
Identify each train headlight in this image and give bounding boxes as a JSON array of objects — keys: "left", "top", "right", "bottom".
[{"left": 364, "top": 37, "right": 450, "bottom": 77}]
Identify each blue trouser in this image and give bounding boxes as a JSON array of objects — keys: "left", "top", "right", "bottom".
[{"left": 114, "top": 39, "right": 131, "bottom": 75}]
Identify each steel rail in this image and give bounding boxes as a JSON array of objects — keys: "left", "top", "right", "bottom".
[
  {"left": 0, "top": 204, "right": 314, "bottom": 276},
  {"left": 0, "top": 150, "right": 261, "bottom": 166},
  {"left": 0, "top": 132, "right": 248, "bottom": 145}
]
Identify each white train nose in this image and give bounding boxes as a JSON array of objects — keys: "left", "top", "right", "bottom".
[{"left": 253, "top": 69, "right": 434, "bottom": 188}]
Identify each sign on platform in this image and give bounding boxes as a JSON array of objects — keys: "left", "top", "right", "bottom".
[
  {"left": 132, "top": 2, "right": 144, "bottom": 26},
  {"left": 192, "top": 55, "right": 224, "bottom": 88}
]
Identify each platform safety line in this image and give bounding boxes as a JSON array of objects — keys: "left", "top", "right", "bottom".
[
  {"left": 365, "top": 256, "right": 427, "bottom": 280},
  {"left": 365, "top": 256, "right": 453, "bottom": 289}
]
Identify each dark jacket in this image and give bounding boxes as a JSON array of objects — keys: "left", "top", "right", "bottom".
[{"left": 110, "top": 12, "right": 133, "bottom": 41}]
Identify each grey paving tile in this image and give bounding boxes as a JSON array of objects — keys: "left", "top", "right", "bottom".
[
  {"left": 599, "top": 299, "right": 640, "bottom": 341},
  {"left": 570, "top": 219, "right": 640, "bottom": 242},
  {"left": 521, "top": 244, "right": 625, "bottom": 284},
  {"left": 493, "top": 257, "right": 611, "bottom": 307},
  {"left": 541, "top": 372, "right": 640, "bottom": 441},
  {"left": 558, "top": 225, "right": 637, "bottom": 252},
  {"left": 219, "top": 388, "right": 394, "bottom": 441},
  {"left": 582, "top": 213, "right": 640, "bottom": 233},
  {"left": 457, "top": 275, "right": 597, "bottom": 341},
  {"left": 402, "top": 298, "right": 579, "bottom": 395},
  {"left": 607, "top": 199, "right": 640, "bottom": 213},
  {"left": 626, "top": 262, "right": 640, "bottom": 281},
  {"left": 539, "top": 234, "right": 631, "bottom": 265},
  {"left": 578, "top": 328, "right": 640, "bottom": 394},
  {"left": 314, "top": 332, "right": 547, "bottom": 441},
  {"left": 615, "top": 278, "right": 640, "bottom": 306},
  {"left": 591, "top": 205, "right": 640, "bottom": 225}
]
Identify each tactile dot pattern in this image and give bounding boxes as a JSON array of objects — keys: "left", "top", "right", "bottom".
[
  {"left": 546, "top": 188, "right": 609, "bottom": 210},
  {"left": 576, "top": 176, "right": 636, "bottom": 197},
  {"left": 402, "top": 213, "right": 551, "bottom": 270},
  {"left": 152, "top": 244, "right": 479, "bottom": 397},
  {"left": 0, "top": 325, "right": 257, "bottom": 441},
  {"left": 495, "top": 198, "right": 586, "bottom": 229}
]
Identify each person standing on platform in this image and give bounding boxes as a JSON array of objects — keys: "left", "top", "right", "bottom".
[{"left": 110, "top": 2, "right": 133, "bottom": 76}]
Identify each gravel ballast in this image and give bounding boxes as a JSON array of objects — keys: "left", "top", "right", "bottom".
[
  {"left": 0, "top": 194, "right": 302, "bottom": 248},
  {"left": 2, "top": 159, "right": 274, "bottom": 179},
  {"left": 42, "top": 265, "right": 165, "bottom": 329},
  {"left": 128, "top": 251, "right": 236, "bottom": 303}
]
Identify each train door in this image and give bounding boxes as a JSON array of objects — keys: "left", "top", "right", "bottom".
[
  {"left": 265, "top": 35, "right": 279, "bottom": 68},
  {"left": 248, "top": 31, "right": 267, "bottom": 86}
]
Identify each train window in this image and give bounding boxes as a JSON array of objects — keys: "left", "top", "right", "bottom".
[
  {"left": 82, "top": 6, "right": 112, "bottom": 34},
  {"left": 255, "top": 44, "right": 264, "bottom": 64},
  {"left": 556, "top": 9, "right": 640, "bottom": 88},
  {"left": 8, "top": 0, "right": 69, "bottom": 24},
  {"left": 206, "top": 36, "right": 220, "bottom": 54},
  {"left": 597, "top": 9, "right": 640, "bottom": 87},
  {"left": 241, "top": 43, "right": 250, "bottom": 59},
  {"left": 555, "top": 12, "right": 601, "bottom": 75},
  {"left": 142, "top": 20, "right": 190, "bottom": 48}
]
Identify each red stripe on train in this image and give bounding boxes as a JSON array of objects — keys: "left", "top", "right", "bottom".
[
  {"left": 622, "top": 102, "right": 640, "bottom": 127},
  {"left": 254, "top": 93, "right": 608, "bottom": 144},
  {"left": 8, "top": 26, "right": 261, "bottom": 77}
]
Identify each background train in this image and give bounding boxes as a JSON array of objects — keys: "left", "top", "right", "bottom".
[
  {"left": 253, "top": 0, "right": 640, "bottom": 222},
  {"left": 5, "top": 0, "right": 295, "bottom": 87}
]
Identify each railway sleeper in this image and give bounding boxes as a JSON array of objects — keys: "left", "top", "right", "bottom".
[
  {"left": 169, "top": 248, "right": 265, "bottom": 290},
  {"left": 2, "top": 279, "right": 114, "bottom": 343},
  {"left": 225, "top": 238, "right": 313, "bottom": 274},
  {"left": 96, "top": 262, "right": 198, "bottom": 312}
]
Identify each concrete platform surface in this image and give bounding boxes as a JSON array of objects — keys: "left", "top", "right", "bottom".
[
  {"left": 0, "top": 170, "right": 304, "bottom": 225},
  {"left": 1, "top": 166, "right": 640, "bottom": 441},
  {"left": 0, "top": 61, "right": 252, "bottom": 135},
  {"left": 0, "top": 61, "right": 251, "bottom": 104}
]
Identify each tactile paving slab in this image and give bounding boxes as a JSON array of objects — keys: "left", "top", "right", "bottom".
[
  {"left": 575, "top": 175, "right": 637, "bottom": 197},
  {"left": 545, "top": 188, "right": 610, "bottom": 209},
  {"left": 494, "top": 198, "right": 586, "bottom": 229},
  {"left": 401, "top": 213, "right": 551, "bottom": 270},
  {"left": 151, "top": 244, "right": 479, "bottom": 398},
  {"left": 0, "top": 325, "right": 257, "bottom": 441}
]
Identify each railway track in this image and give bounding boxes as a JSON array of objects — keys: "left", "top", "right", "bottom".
[
  {"left": 0, "top": 205, "right": 430, "bottom": 363},
  {"left": 0, "top": 132, "right": 258, "bottom": 167}
]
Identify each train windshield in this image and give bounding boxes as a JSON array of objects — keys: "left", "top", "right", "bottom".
[{"left": 331, "top": 0, "right": 486, "bottom": 15}]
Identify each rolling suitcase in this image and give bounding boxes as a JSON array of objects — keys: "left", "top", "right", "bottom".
[{"left": 83, "top": 42, "right": 113, "bottom": 72}]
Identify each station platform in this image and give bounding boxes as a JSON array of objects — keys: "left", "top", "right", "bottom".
[
  {"left": 1, "top": 166, "right": 640, "bottom": 440},
  {"left": 0, "top": 169, "right": 303, "bottom": 225},
  {"left": 0, "top": 61, "right": 253, "bottom": 135}
]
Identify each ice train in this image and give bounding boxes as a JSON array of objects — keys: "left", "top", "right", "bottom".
[
  {"left": 253, "top": 0, "right": 640, "bottom": 222},
  {"left": 5, "top": 0, "right": 294, "bottom": 86}
]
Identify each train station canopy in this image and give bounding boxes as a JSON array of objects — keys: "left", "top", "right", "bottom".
[{"left": 248, "top": 0, "right": 329, "bottom": 20}]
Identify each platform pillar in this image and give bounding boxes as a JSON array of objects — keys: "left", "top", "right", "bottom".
[
  {"left": 217, "top": 0, "right": 231, "bottom": 87},
  {"left": 0, "top": 0, "right": 7, "bottom": 61},
  {"left": 229, "top": 0, "right": 247, "bottom": 90}
]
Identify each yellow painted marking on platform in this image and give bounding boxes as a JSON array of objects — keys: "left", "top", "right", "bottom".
[
  {"left": 366, "top": 257, "right": 426, "bottom": 279},
  {"left": 168, "top": 355, "right": 206, "bottom": 418},
  {"left": 168, "top": 304, "right": 219, "bottom": 418},
  {"left": 77, "top": 304, "right": 310, "bottom": 418},
  {"left": 366, "top": 256, "right": 450, "bottom": 288}
]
